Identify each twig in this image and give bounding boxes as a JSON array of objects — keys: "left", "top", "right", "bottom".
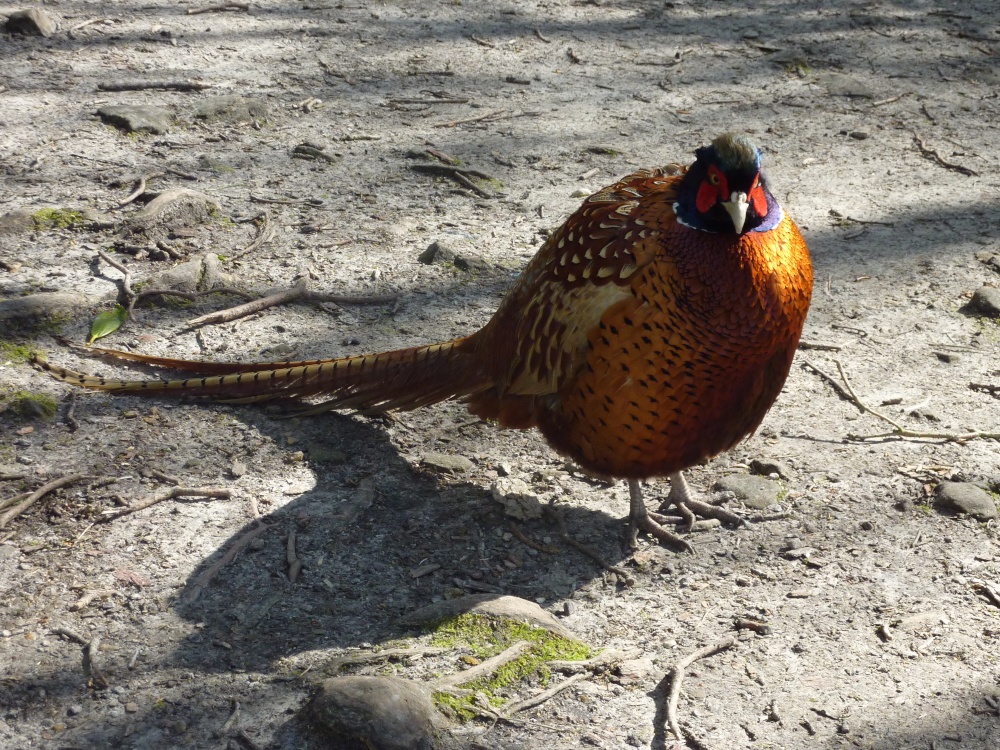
[
  {"left": 321, "top": 646, "right": 449, "bottom": 674},
  {"left": 507, "top": 524, "right": 560, "bottom": 554},
  {"left": 134, "top": 286, "right": 255, "bottom": 305},
  {"left": 797, "top": 341, "right": 842, "bottom": 352},
  {"left": 433, "top": 109, "right": 508, "bottom": 128},
  {"left": 84, "top": 635, "right": 110, "bottom": 689},
  {"left": 503, "top": 673, "right": 587, "bottom": 716},
  {"left": 186, "top": 522, "right": 272, "bottom": 602},
  {"left": 433, "top": 641, "right": 533, "bottom": 688},
  {"left": 228, "top": 212, "right": 275, "bottom": 261},
  {"left": 664, "top": 637, "right": 738, "bottom": 741},
  {"left": 871, "top": 92, "right": 909, "bottom": 107},
  {"left": 183, "top": 274, "right": 397, "bottom": 328},
  {"left": 96, "top": 249, "right": 137, "bottom": 315},
  {"left": 0, "top": 474, "right": 93, "bottom": 529},
  {"left": 410, "top": 163, "right": 494, "bottom": 198},
  {"left": 972, "top": 581, "right": 1000, "bottom": 608},
  {"left": 97, "top": 80, "right": 212, "bottom": 92},
  {"left": 69, "top": 17, "right": 115, "bottom": 32},
  {"left": 70, "top": 589, "right": 117, "bottom": 611},
  {"left": 64, "top": 390, "right": 80, "bottom": 432},
  {"left": 803, "top": 359, "right": 1000, "bottom": 442},
  {"left": 545, "top": 504, "right": 633, "bottom": 584},
  {"left": 534, "top": 28, "right": 551, "bottom": 43},
  {"left": 912, "top": 133, "right": 978, "bottom": 176},
  {"left": 237, "top": 729, "right": 263, "bottom": 750},
  {"left": 470, "top": 34, "right": 496, "bottom": 48},
  {"left": 99, "top": 487, "right": 232, "bottom": 522},
  {"left": 51, "top": 625, "right": 89, "bottom": 645},
  {"left": 219, "top": 700, "right": 241, "bottom": 734},
  {"left": 187, "top": 2, "right": 250, "bottom": 14},
  {"left": 117, "top": 172, "right": 163, "bottom": 208},
  {"left": 287, "top": 529, "right": 302, "bottom": 583},
  {"left": 0, "top": 492, "right": 31, "bottom": 513}
]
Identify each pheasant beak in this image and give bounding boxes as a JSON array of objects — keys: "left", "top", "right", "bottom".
[{"left": 722, "top": 192, "right": 749, "bottom": 234}]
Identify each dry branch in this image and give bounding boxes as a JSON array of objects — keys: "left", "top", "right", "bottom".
[
  {"left": 664, "top": 636, "right": 737, "bottom": 741},
  {"left": 99, "top": 487, "right": 232, "bottom": 522},
  {"left": 0, "top": 474, "right": 93, "bottom": 529}
]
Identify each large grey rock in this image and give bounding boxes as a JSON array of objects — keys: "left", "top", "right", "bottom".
[
  {"left": 421, "top": 453, "right": 474, "bottom": 474},
  {"left": 0, "top": 292, "right": 100, "bottom": 321},
  {"left": 5, "top": 9, "right": 57, "bottom": 37},
  {"left": 309, "top": 676, "right": 456, "bottom": 750},
  {"left": 194, "top": 95, "right": 269, "bottom": 125},
  {"left": 97, "top": 105, "right": 173, "bottom": 135},
  {"left": 125, "top": 189, "right": 221, "bottom": 235},
  {"left": 935, "top": 482, "right": 998, "bottom": 521},
  {"left": 968, "top": 286, "right": 1000, "bottom": 318},
  {"left": 148, "top": 253, "right": 234, "bottom": 293},
  {"left": 401, "top": 594, "right": 581, "bottom": 642},
  {"left": 713, "top": 474, "right": 782, "bottom": 510}
]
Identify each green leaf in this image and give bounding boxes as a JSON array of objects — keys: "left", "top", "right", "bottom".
[{"left": 88, "top": 304, "right": 128, "bottom": 344}]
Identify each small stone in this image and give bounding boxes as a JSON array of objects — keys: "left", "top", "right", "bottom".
[
  {"left": 97, "top": 105, "right": 173, "bottom": 135},
  {"left": 749, "top": 459, "right": 790, "bottom": 479},
  {"left": 67, "top": 705, "right": 83, "bottom": 716},
  {"left": 309, "top": 676, "right": 454, "bottom": 750},
  {"left": 421, "top": 453, "right": 474, "bottom": 474},
  {"left": 787, "top": 588, "right": 815, "bottom": 599},
  {"left": 934, "top": 482, "right": 998, "bottom": 521},
  {"left": 194, "top": 95, "right": 269, "bottom": 125},
  {"left": 849, "top": 131, "right": 869, "bottom": 140},
  {"left": 229, "top": 461, "right": 247, "bottom": 478},
  {"left": 968, "top": 286, "right": 1000, "bottom": 317},
  {"left": 935, "top": 351, "right": 959, "bottom": 364},
  {"left": 713, "top": 474, "right": 782, "bottom": 510},
  {"left": 860, "top": 520, "right": 875, "bottom": 531},
  {"left": 5, "top": 9, "right": 58, "bottom": 37},
  {"left": 817, "top": 71, "right": 875, "bottom": 98},
  {"left": 491, "top": 477, "right": 543, "bottom": 520},
  {"left": 125, "top": 702, "right": 139, "bottom": 713}
]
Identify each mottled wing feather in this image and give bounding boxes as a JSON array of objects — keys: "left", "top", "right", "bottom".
[{"left": 477, "top": 166, "right": 685, "bottom": 398}]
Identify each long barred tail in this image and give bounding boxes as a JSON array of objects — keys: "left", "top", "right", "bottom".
[{"left": 31, "top": 337, "right": 493, "bottom": 415}]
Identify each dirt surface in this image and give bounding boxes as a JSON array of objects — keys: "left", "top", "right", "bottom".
[{"left": 2, "top": 1, "right": 1000, "bottom": 749}]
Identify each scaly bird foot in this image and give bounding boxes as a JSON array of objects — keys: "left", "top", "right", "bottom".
[
  {"left": 656, "top": 472, "right": 748, "bottom": 531},
  {"left": 628, "top": 479, "right": 694, "bottom": 553}
]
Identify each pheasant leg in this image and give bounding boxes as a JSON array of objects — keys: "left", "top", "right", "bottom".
[
  {"left": 657, "top": 472, "right": 748, "bottom": 531},
  {"left": 628, "top": 480, "right": 694, "bottom": 553}
]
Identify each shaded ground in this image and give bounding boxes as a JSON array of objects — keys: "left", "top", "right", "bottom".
[{"left": 1, "top": 1, "right": 999, "bottom": 748}]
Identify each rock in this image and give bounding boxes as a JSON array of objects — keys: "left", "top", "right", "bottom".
[
  {"left": 749, "top": 459, "right": 790, "bottom": 479},
  {"left": 713, "top": 474, "right": 782, "bottom": 510},
  {"left": 97, "top": 105, "right": 173, "bottom": 135},
  {"left": 491, "top": 477, "right": 543, "bottom": 520},
  {"left": 615, "top": 656, "right": 657, "bottom": 684},
  {"left": 126, "top": 189, "right": 221, "bottom": 234},
  {"left": 309, "top": 676, "right": 457, "bottom": 750},
  {"left": 5, "top": 8, "right": 57, "bottom": 37},
  {"left": 0, "top": 292, "right": 101, "bottom": 322},
  {"left": 421, "top": 453, "right": 474, "bottom": 474},
  {"left": 816, "top": 71, "right": 875, "bottom": 99},
  {"left": 148, "top": 253, "right": 234, "bottom": 293},
  {"left": 418, "top": 239, "right": 460, "bottom": 265},
  {"left": 934, "top": 482, "right": 998, "bottom": 521},
  {"left": 193, "top": 95, "right": 269, "bottom": 125},
  {"left": 968, "top": 286, "right": 1000, "bottom": 318},
  {"left": 401, "top": 594, "right": 581, "bottom": 642}
]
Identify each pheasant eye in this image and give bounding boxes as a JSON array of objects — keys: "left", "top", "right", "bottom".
[{"left": 707, "top": 172, "right": 720, "bottom": 186}]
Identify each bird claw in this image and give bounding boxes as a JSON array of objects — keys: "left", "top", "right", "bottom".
[{"left": 629, "top": 511, "right": 694, "bottom": 553}]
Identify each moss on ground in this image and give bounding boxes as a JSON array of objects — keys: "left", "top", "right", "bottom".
[
  {"left": 428, "top": 613, "right": 593, "bottom": 720},
  {"left": 32, "top": 208, "right": 86, "bottom": 230},
  {"left": 8, "top": 391, "right": 58, "bottom": 420},
  {"left": 0, "top": 341, "right": 34, "bottom": 363}
]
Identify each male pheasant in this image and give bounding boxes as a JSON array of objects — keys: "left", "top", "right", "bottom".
[{"left": 33, "top": 134, "right": 813, "bottom": 550}]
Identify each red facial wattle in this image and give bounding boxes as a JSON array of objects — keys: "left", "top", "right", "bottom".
[
  {"left": 696, "top": 165, "right": 728, "bottom": 213},
  {"left": 747, "top": 175, "right": 768, "bottom": 218}
]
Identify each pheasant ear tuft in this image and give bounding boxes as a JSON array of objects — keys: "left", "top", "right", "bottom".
[{"left": 709, "top": 133, "right": 761, "bottom": 172}]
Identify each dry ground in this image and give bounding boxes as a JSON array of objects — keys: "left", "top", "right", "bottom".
[{"left": 1, "top": 1, "right": 999, "bottom": 749}]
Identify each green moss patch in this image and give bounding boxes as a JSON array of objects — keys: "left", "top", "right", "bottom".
[
  {"left": 32, "top": 208, "right": 86, "bottom": 230},
  {"left": 0, "top": 341, "right": 34, "bottom": 363},
  {"left": 9, "top": 391, "right": 58, "bottom": 420},
  {"left": 428, "top": 613, "right": 593, "bottom": 719}
]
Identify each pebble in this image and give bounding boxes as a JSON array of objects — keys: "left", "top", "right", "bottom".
[
  {"left": 968, "top": 286, "right": 1000, "bottom": 317},
  {"left": 421, "top": 452, "right": 474, "bottom": 474},
  {"left": 713, "top": 474, "right": 782, "bottom": 510},
  {"left": 67, "top": 705, "right": 83, "bottom": 716},
  {"left": 935, "top": 482, "right": 998, "bottom": 521}
]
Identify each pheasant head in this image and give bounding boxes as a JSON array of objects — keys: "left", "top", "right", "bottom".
[{"left": 673, "top": 133, "right": 781, "bottom": 235}]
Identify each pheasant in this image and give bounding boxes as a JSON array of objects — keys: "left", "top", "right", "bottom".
[{"left": 33, "top": 134, "right": 813, "bottom": 551}]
